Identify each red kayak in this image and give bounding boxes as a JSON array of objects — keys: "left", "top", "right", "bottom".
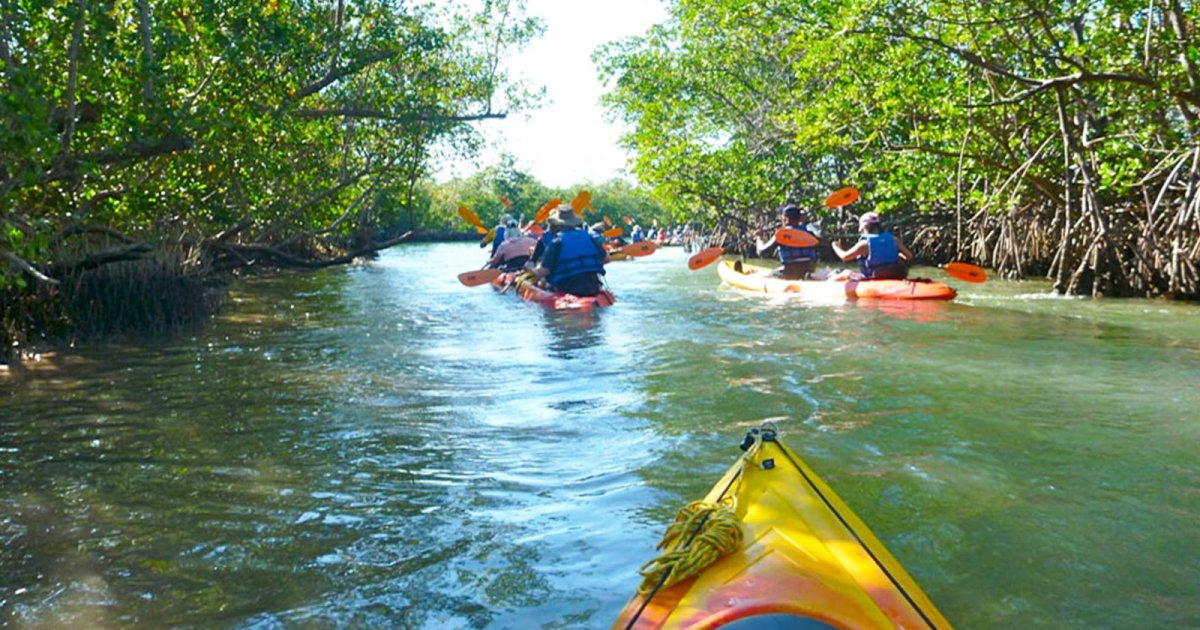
[{"left": 491, "top": 271, "right": 615, "bottom": 311}]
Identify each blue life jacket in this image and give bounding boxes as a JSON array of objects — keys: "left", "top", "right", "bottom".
[
  {"left": 778, "top": 222, "right": 819, "bottom": 264},
  {"left": 859, "top": 231, "right": 900, "bottom": 276},
  {"left": 547, "top": 229, "right": 606, "bottom": 286},
  {"left": 489, "top": 226, "right": 506, "bottom": 256}
]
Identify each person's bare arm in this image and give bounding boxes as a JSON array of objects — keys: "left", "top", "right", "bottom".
[
  {"left": 832, "top": 240, "right": 868, "bottom": 262},
  {"left": 755, "top": 231, "right": 777, "bottom": 257},
  {"left": 896, "top": 238, "right": 914, "bottom": 262}
]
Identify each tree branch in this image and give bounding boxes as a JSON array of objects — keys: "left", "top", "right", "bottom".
[
  {"left": 1, "top": 246, "right": 61, "bottom": 285},
  {"left": 287, "top": 50, "right": 397, "bottom": 105},
  {"left": 46, "top": 242, "right": 153, "bottom": 276},
  {"left": 294, "top": 107, "right": 507, "bottom": 123},
  {"left": 211, "top": 232, "right": 413, "bottom": 269}
]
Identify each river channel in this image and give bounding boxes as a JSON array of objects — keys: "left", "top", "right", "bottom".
[{"left": 3, "top": 242, "right": 1198, "bottom": 628}]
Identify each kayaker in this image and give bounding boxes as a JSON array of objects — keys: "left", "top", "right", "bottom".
[
  {"left": 527, "top": 222, "right": 553, "bottom": 267},
  {"left": 590, "top": 221, "right": 609, "bottom": 243},
  {"left": 534, "top": 205, "right": 611, "bottom": 297},
  {"left": 631, "top": 225, "right": 645, "bottom": 243},
  {"left": 480, "top": 214, "right": 513, "bottom": 256},
  {"left": 752, "top": 204, "right": 822, "bottom": 279},
  {"left": 831, "top": 211, "right": 913, "bottom": 280},
  {"left": 487, "top": 219, "right": 538, "bottom": 271}
]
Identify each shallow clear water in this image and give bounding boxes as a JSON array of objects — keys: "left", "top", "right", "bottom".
[{"left": 2, "top": 243, "right": 1199, "bottom": 628}]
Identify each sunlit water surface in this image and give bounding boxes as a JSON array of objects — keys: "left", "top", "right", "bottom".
[{"left": 3, "top": 243, "right": 1199, "bottom": 628}]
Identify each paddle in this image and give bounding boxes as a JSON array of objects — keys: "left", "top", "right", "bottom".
[
  {"left": 458, "top": 204, "right": 485, "bottom": 229},
  {"left": 687, "top": 228, "right": 819, "bottom": 271},
  {"left": 533, "top": 197, "right": 561, "bottom": 224},
  {"left": 687, "top": 247, "right": 725, "bottom": 270},
  {"left": 774, "top": 228, "right": 820, "bottom": 248},
  {"left": 824, "top": 187, "right": 860, "bottom": 208},
  {"left": 603, "top": 227, "right": 624, "bottom": 238},
  {"left": 603, "top": 215, "right": 613, "bottom": 226},
  {"left": 499, "top": 195, "right": 513, "bottom": 209},
  {"left": 942, "top": 262, "right": 987, "bottom": 283},
  {"left": 570, "top": 190, "right": 593, "bottom": 215},
  {"left": 458, "top": 268, "right": 501, "bottom": 287},
  {"left": 620, "top": 241, "right": 657, "bottom": 257}
]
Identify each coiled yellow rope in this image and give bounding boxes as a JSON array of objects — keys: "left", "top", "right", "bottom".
[{"left": 636, "top": 499, "right": 743, "bottom": 594}]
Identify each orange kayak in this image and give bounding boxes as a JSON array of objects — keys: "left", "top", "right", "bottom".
[
  {"left": 491, "top": 271, "right": 615, "bottom": 311},
  {"left": 613, "top": 427, "right": 953, "bottom": 630},
  {"left": 717, "top": 260, "right": 957, "bottom": 301}
]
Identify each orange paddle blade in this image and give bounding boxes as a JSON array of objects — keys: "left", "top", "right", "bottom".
[
  {"left": 602, "top": 227, "right": 623, "bottom": 238},
  {"left": 688, "top": 246, "right": 725, "bottom": 270},
  {"left": 458, "top": 204, "right": 485, "bottom": 228},
  {"left": 775, "top": 227, "right": 819, "bottom": 248},
  {"left": 944, "top": 261, "right": 987, "bottom": 283},
  {"left": 824, "top": 187, "right": 860, "bottom": 208},
  {"left": 534, "top": 198, "right": 560, "bottom": 224},
  {"left": 499, "top": 195, "right": 513, "bottom": 208},
  {"left": 603, "top": 215, "right": 613, "bottom": 226},
  {"left": 620, "top": 241, "right": 657, "bottom": 258},
  {"left": 482, "top": 227, "right": 497, "bottom": 245},
  {"left": 458, "top": 268, "right": 501, "bottom": 287},
  {"left": 476, "top": 226, "right": 488, "bottom": 234},
  {"left": 622, "top": 216, "right": 633, "bottom": 225},
  {"left": 570, "top": 190, "right": 592, "bottom": 215}
]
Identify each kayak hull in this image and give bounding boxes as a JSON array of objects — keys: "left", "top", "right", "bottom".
[
  {"left": 717, "top": 260, "right": 956, "bottom": 301},
  {"left": 612, "top": 429, "right": 953, "bottom": 630},
  {"left": 491, "top": 271, "right": 615, "bottom": 310}
]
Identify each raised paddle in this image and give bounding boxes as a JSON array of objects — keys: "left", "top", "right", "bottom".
[
  {"left": 458, "top": 204, "right": 485, "bottom": 229},
  {"left": 602, "top": 226, "right": 624, "bottom": 238},
  {"left": 533, "top": 197, "right": 561, "bottom": 224},
  {"left": 942, "top": 262, "right": 987, "bottom": 283},
  {"left": 603, "top": 215, "right": 613, "bottom": 226},
  {"left": 774, "top": 227, "right": 820, "bottom": 248},
  {"left": 458, "top": 268, "right": 501, "bottom": 287},
  {"left": 824, "top": 187, "right": 860, "bottom": 208},
  {"left": 570, "top": 190, "right": 593, "bottom": 215}
]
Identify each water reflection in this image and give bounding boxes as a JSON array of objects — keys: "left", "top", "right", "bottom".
[
  {"left": 540, "top": 309, "right": 607, "bottom": 357},
  {"left": 849, "top": 298, "right": 957, "bottom": 323}
]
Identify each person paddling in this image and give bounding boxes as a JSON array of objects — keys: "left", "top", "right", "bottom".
[
  {"left": 533, "top": 205, "right": 611, "bottom": 297},
  {"left": 831, "top": 211, "right": 913, "bottom": 280},
  {"left": 480, "top": 214, "right": 512, "bottom": 256},
  {"left": 751, "top": 204, "right": 822, "bottom": 279},
  {"left": 487, "top": 219, "right": 538, "bottom": 271}
]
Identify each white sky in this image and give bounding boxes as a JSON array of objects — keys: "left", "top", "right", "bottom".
[{"left": 435, "top": 0, "right": 669, "bottom": 188}]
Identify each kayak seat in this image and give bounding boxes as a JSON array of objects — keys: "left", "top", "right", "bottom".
[
  {"left": 498, "top": 255, "right": 530, "bottom": 271},
  {"left": 720, "top": 614, "right": 840, "bottom": 630}
]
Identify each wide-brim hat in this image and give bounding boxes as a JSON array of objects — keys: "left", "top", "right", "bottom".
[{"left": 548, "top": 204, "right": 583, "bottom": 228}]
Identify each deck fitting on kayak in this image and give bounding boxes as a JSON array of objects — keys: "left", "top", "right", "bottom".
[
  {"left": 740, "top": 430, "right": 759, "bottom": 452},
  {"left": 761, "top": 458, "right": 776, "bottom": 470}
]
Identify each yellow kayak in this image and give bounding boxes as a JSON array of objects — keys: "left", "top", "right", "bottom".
[{"left": 613, "top": 427, "right": 953, "bottom": 629}]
